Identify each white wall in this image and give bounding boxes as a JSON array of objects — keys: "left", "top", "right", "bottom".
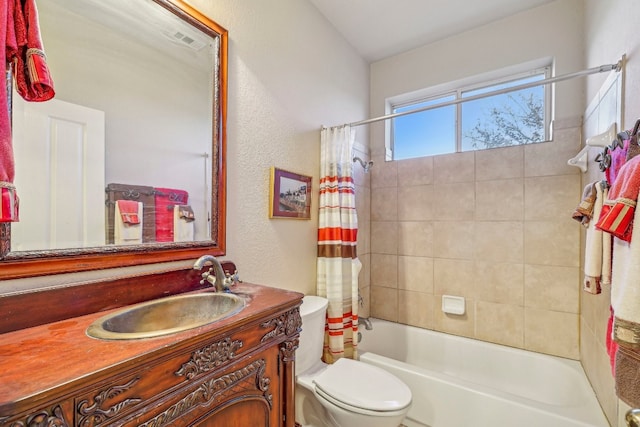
[{"left": 166, "top": 0, "right": 370, "bottom": 294}]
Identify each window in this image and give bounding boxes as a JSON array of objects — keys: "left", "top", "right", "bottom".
[{"left": 389, "top": 66, "right": 551, "bottom": 160}]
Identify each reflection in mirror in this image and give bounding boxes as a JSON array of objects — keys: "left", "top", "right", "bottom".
[{"left": 1, "top": 0, "right": 227, "bottom": 278}]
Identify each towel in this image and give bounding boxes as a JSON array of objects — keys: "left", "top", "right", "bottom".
[
  {"left": 605, "top": 138, "right": 629, "bottom": 186},
  {"left": 596, "top": 154, "right": 640, "bottom": 242},
  {"left": 154, "top": 188, "right": 188, "bottom": 242},
  {"left": 572, "top": 182, "right": 597, "bottom": 226},
  {"left": 615, "top": 346, "right": 640, "bottom": 407},
  {"left": 12, "top": 0, "right": 55, "bottom": 102},
  {"left": 608, "top": 307, "right": 619, "bottom": 375},
  {"left": 610, "top": 198, "right": 640, "bottom": 349},
  {"left": 173, "top": 205, "right": 195, "bottom": 242},
  {"left": 117, "top": 200, "right": 141, "bottom": 225},
  {"left": 1, "top": 0, "right": 54, "bottom": 222},
  {"left": 114, "top": 201, "right": 143, "bottom": 245},
  {"left": 583, "top": 181, "right": 607, "bottom": 293}
]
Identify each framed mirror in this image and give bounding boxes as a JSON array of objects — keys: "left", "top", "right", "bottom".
[{"left": 0, "top": 0, "right": 227, "bottom": 279}]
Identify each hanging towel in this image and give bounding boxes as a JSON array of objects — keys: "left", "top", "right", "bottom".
[
  {"left": 583, "top": 181, "right": 607, "bottom": 294},
  {"left": 610, "top": 199, "right": 640, "bottom": 349},
  {"left": 605, "top": 139, "right": 629, "bottom": 187},
  {"left": 1, "top": 0, "right": 54, "bottom": 222},
  {"left": 615, "top": 346, "right": 640, "bottom": 408},
  {"left": 154, "top": 187, "right": 188, "bottom": 242},
  {"left": 596, "top": 155, "right": 640, "bottom": 242},
  {"left": 114, "top": 200, "right": 143, "bottom": 245},
  {"left": 12, "top": 0, "right": 55, "bottom": 102},
  {"left": 173, "top": 205, "right": 194, "bottom": 242},
  {"left": 572, "top": 182, "right": 597, "bottom": 226},
  {"left": 608, "top": 306, "right": 619, "bottom": 375}
]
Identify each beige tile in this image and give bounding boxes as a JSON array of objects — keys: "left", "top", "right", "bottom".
[
  {"left": 433, "top": 258, "right": 474, "bottom": 297},
  {"left": 371, "top": 158, "right": 398, "bottom": 188},
  {"left": 370, "top": 254, "right": 397, "bottom": 288},
  {"left": 474, "top": 221, "right": 523, "bottom": 263},
  {"left": 358, "top": 284, "right": 371, "bottom": 318},
  {"left": 357, "top": 220, "right": 370, "bottom": 255},
  {"left": 398, "top": 156, "right": 434, "bottom": 186},
  {"left": 524, "top": 307, "right": 579, "bottom": 359},
  {"left": 475, "top": 301, "right": 524, "bottom": 348},
  {"left": 434, "top": 183, "right": 475, "bottom": 220},
  {"left": 398, "top": 185, "right": 434, "bottom": 221},
  {"left": 433, "top": 221, "right": 474, "bottom": 260},
  {"left": 524, "top": 128, "right": 581, "bottom": 177},
  {"left": 433, "top": 299, "right": 475, "bottom": 339},
  {"left": 475, "top": 178, "right": 524, "bottom": 221},
  {"left": 371, "top": 286, "right": 398, "bottom": 322},
  {"left": 355, "top": 184, "right": 370, "bottom": 222},
  {"left": 370, "top": 221, "right": 398, "bottom": 255},
  {"left": 474, "top": 261, "right": 524, "bottom": 305},
  {"left": 358, "top": 253, "right": 371, "bottom": 289},
  {"left": 524, "top": 220, "right": 580, "bottom": 267},
  {"left": 371, "top": 187, "right": 398, "bottom": 221},
  {"left": 398, "top": 221, "right": 433, "bottom": 257},
  {"left": 475, "top": 145, "right": 524, "bottom": 181},
  {"left": 399, "top": 290, "right": 435, "bottom": 329},
  {"left": 398, "top": 256, "right": 434, "bottom": 293},
  {"left": 524, "top": 175, "right": 581, "bottom": 221},
  {"left": 434, "top": 151, "right": 475, "bottom": 183},
  {"left": 524, "top": 264, "right": 579, "bottom": 313}
]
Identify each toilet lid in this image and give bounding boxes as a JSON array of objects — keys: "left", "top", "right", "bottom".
[{"left": 312, "top": 358, "right": 412, "bottom": 413}]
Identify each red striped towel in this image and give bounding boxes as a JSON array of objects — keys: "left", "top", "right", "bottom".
[{"left": 596, "top": 155, "right": 640, "bottom": 242}]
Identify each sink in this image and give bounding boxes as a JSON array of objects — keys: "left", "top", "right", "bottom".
[{"left": 86, "top": 292, "right": 245, "bottom": 340}]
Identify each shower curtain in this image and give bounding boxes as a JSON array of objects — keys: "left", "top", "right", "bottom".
[{"left": 317, "top": 126, "right": 361, "bottom": 363}]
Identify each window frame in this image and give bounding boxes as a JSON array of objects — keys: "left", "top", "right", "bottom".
[{"left": 386, "top": 60, "right": 553, "bottom": 160}]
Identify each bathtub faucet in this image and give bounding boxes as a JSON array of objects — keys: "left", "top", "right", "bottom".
[
  {"left": 358, "top": 317, "right": 373, "bottom": 330},
  {"left": 193, "top": 255, "right": 240, "bottom": 292}
]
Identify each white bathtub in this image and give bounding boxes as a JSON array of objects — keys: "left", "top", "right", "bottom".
[{"left": 357, "top": 318, "right": 609, "bottom": 427}]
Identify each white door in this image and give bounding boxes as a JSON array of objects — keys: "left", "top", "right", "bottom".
[{"left": 11, "top": 96, "right": 105, "bottom": 251}]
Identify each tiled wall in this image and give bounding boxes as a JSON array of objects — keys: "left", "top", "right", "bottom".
[{"left": 366, "top": 120, "right": 584, "bottom": 359}]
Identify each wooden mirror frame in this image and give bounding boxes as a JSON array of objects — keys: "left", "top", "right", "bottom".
[{"left": 0, "top": 0, "right": 227, "bottom": 280}]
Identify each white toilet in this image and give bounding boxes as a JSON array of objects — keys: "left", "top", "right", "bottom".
[{"left": 295, "top": 295, "right": 412, "bottom": 427}]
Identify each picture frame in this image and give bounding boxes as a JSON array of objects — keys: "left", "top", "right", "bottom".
[{"left": 269, "top": 167, "right": 312, "bottom": 219}]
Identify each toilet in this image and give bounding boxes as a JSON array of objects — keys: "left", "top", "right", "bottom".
[{"left": 295, "top": 295, "right": 412, "bottom": 427}]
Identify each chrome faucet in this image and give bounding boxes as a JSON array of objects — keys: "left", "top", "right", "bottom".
[{"left": 193, "top": 255, "right": 240, "bottom": 292}]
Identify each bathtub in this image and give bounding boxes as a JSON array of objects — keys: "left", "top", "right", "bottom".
[{"left": 357, "top": 319, "right": 609, "bottom": 427}]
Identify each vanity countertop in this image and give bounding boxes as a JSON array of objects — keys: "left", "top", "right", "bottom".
[{"left": 0, "top": 282, "right": 303, "bottom": 413}]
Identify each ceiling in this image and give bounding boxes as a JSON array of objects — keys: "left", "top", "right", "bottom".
[{"left": 308, "top": 0, "right": 556, "bottom": 63}]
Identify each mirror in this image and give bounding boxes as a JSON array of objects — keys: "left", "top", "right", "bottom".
[{"left": 0, "top": 0, "right": 227, "bottom": 279}]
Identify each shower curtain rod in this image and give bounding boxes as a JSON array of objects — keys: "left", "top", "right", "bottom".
[{"left": 345, "top": 57, "right": 624, "bottom": 128}]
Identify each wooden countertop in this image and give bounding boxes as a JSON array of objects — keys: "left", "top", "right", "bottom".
[{"left": 0, "top": 282, "right": 303, "bottom": 413}]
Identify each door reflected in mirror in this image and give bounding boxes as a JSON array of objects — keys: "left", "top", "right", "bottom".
[{"left": 8, "top": 0, "right": 224, "bottom": 252}]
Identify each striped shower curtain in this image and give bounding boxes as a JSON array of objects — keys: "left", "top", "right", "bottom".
[{"left": 317, "top": 126, "right": 361, "bottom": 363}]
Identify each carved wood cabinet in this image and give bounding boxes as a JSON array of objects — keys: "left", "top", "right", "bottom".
[{"left": 0, "top": 281, "right": 302, "bottom": 427}]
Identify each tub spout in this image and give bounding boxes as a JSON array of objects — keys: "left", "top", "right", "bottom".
[{"left": 358, "top": 317, "right": 373, "bottom": 330}]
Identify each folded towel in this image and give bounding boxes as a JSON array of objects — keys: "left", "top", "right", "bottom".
[
  {"left": 114, "top": 201, "right": 143, "bottom": 245},
  {"left": 173, "top": 205, "right": 194, "bottom": 242},
  {"left": 596, "top": 155, "right": 640, "bottom": 242},
  {"left": 0, "top": 183, "right": 19, "bottom": 222},
  {"left": 572, "top": 182, "right": 597, "bottom": 226},
  {"left": 610, "top": 197, "right": 640, "bottom": 349},
  {"left": 584, "top": 181, "right": 606, "bottom": 293},
  {"left": 117, "top": 200, "right": 141, "bottom": 225},
  {"left": 615, "top": 345, "right": 640, "bottom": 407}
]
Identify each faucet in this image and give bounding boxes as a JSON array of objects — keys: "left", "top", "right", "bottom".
[
  {"left": 193, "top": 255, "right": 240, "bottom": 292},
  {"left": 358, "top": 317, "right": 373, "bottom": 330}
]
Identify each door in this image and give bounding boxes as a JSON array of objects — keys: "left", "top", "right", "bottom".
[{"left": 11, "top": 96, "right": 105, "bottom": 251}]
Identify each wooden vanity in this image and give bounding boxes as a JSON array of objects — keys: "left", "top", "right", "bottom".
[{"left": 0, "top": 266, "right": 303, "bottom": 427}]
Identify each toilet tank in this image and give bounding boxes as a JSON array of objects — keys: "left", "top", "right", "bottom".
[{"left": 296, "top": 295, "right": 328, "bottom": 375}]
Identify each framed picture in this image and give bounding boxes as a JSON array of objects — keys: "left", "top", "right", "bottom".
[{"left": 269, "top": 167, "right": 312, "bottom": 219}]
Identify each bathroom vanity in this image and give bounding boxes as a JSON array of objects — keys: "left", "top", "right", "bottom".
[{"left": 0, "top": 265, "right": 302, "bottom": 427}]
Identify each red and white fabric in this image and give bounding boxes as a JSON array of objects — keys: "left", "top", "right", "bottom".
[{"left": 317, "top": 126, "right": 361, "bottom": 363}]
